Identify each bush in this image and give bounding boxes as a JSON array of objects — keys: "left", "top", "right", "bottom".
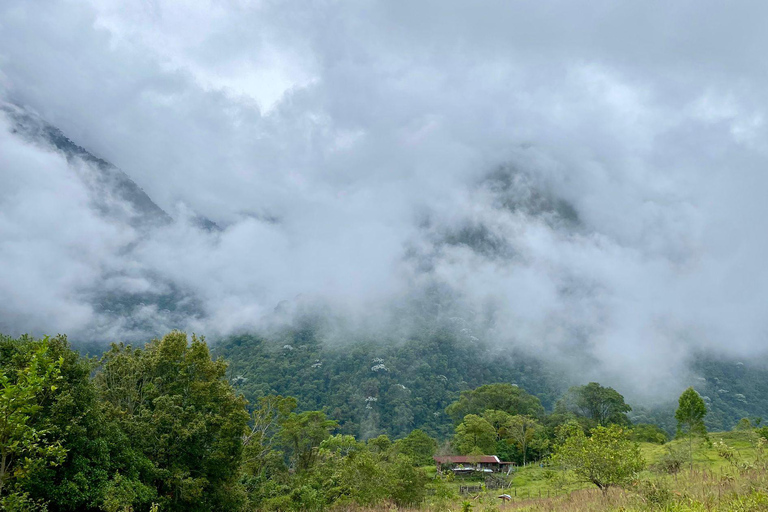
[
  {"left": 651, "top": 446, "right": 686, "bottom": 474},
  {"left": 630, "top": 423, "right": 669, "bottom": 444},
  {"left": 636, "top": 480, "right": 672, "bottom": 506}
]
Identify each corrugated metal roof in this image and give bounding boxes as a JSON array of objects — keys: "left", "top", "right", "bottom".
[{"left": 433, "top": 455, "right": 502, "bottom": 464}]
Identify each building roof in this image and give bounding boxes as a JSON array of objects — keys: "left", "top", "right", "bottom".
[{"left": 434, "top": 455, "right": 502, "bottom": 464}]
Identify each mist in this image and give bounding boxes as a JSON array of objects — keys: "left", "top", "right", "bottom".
[{"left": 2, "top": 0, "right": 768, "bottom": 400}]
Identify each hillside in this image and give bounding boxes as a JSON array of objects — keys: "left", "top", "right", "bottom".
[{"left": 214, "top": 324, "right": 768, "bottom": 439}]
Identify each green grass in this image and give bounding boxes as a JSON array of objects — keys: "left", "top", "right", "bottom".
[{"left": 426, "top": 430, "right": 768, "bottom": 511}]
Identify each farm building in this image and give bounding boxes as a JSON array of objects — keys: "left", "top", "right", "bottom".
[{"left": 433, "top": 455, "right": 514, "bottom": 474}]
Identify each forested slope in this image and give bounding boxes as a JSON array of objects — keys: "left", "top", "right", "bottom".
[
  {"left": 214, "top": 324, "right": 768, "bottom": 439},
  {"left": 215, "top": 324, "right": 561, "bottom": 440}
]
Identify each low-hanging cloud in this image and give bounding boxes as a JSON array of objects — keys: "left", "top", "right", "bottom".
[{"left": 2, "top": 0, "right": 768, "bottom": 399}]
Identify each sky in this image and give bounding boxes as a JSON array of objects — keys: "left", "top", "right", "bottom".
[{"left": 2, "top": 0, "right": 768, "bottom": 398}]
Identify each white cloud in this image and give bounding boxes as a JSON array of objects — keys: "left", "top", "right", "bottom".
[{"left": 2, "top": 0, "right": 768, "bottom": 398}]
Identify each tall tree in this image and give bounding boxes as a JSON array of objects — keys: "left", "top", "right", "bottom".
[
  {"left": 15, "top": 334, "right": 119, "bottom": 512},
  {"left": 503, "top": 415, "right": 543, "bottom": 466},
  {"left": 446, "top": 383, "right": 544, "bottom": 424},
  {"left": 279, "top": 410, "right": 337, "bottom": 471},
  {"left": 242, "top": 395, "right": 297, "bottom": 479},
  {"left": 394, "top": 429, "right": 438, "bottom": 465},
  {"left": 95, "top": 331, "right": 249, "bottom": 512},
  {"left": 557, "top": 382, "right": 631, "bottom": 426},
  {"left": 453, "top": 414, "right": 497, "bottom": 455},
  {"left": 0, "top": 340, "right": 65, "bottom": 502},
  {"left": 675, "top": 387, "right": 707, "bottom": 470}
]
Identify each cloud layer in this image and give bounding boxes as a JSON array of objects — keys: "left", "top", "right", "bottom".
[{"left": 2, "top": 0, "right": 768, "bottom": 398}]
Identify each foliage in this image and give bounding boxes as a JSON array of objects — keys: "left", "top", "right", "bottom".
[
  {"left": 0, "top": 337, "right": 65, "bottom": 501},
  {"left": 630, "top": 423, "right": 669, "bottom": 444},
  {"left": 279, "top": 410, "right": 338, "bottom": 471},
  {"left": 394, "top": 429, "right": 438, "bottom": 465},
  {"left": 556, "top": 382, "right": 632, "bottom": 427},
  {"left": 453, "top": 414, "right": 497, "bottom": 454},
  {"left": 552, "top": 424, "right": 645, "bottom": 493},
  {"left": 446, "top": 383, "right": 545, "bottom": 425},
  {"left": 242, "top": 395, "right": 297, "bottom": 479},
  {"left": 95, "top": 331, "right": 250, "bottom": 512},
  {"left": 216, "top": 327, "right": 558, "bottom": 440},
  {"left": 676, "top": 386, "right": 708, "bottom": 470},
  {"left": 13, "top": 328, "right": 768, "bottom": 511},
  {"left": 503, "top": 415, "right": 545, "bottom": 465}
]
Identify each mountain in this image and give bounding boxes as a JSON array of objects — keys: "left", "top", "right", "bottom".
[
  {"left": 1, "top": 101, "right": 172, "bottom": 229},
  {"left": 4, "top": 102, "right": 765, "bottom": 436},
  {"left": 0, "top": 102, "right": 213, "bottom": 340},
  {"left": 214, "top": 318, "right": 768, "bottom": 440}
]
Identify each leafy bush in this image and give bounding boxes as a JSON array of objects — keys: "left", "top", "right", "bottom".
[{"left": 651, "top": 446, "right": 686, "bottom": 474}]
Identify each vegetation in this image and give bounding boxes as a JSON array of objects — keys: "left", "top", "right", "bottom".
[
  {"left": 676, "top": 386, "right": 709, "bottom": 470},
  {"left": 552, "top": 424, "right": 645, "bottom": 493},
  {"left": 5, "top": 330, "right": 768, "bottom": 511},
  {"left": 556, "top": 382, "right": 632, "bottom": 427}
]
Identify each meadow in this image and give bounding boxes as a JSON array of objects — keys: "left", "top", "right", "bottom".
[{"left": 401, "top": 431, "right": 768, "bottom": 511}]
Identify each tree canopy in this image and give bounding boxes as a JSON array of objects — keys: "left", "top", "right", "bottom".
[
  {"left": 552, "top": 424, "right": 644, "bottom": 493},
  {"left": 675, "top": 387, "right": 708, "bottom": 469},
  {"left": 556, "top": 382, "right": 632, "bottom": 426},
  {"left": 446, "top": 383, "right": 544, "bottom": 424}
]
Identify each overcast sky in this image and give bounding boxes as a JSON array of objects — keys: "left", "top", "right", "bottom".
[{"left": 2, "top": 0, "right": 768, "bottom": 397}]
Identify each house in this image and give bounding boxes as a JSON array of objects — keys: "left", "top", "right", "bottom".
[{"left": 433, "top": 455, "right": 514, "bottom": 474}]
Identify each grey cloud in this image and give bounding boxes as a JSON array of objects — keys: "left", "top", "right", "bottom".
[{"left": 2, "top": 0, "right": 768, "bottom": 400}]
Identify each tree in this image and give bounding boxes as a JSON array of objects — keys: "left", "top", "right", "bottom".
[
  {"left": 503, "top": 415, "right": 543, "bottom": 466},
  {"left": 557, "top": 382, "right": 632, "bottom": 426},
  {"left": 279, "top": 410, "right": 337, "bottom": 471},
  {"left": 14, "top": 334, "right": 118, "bottom": 512},
  {"left": 242, "top": 395, "right": 297, "bottom": 479},
  {"left": 630, "top": 423, "right": 668, "bottom": 444},
  {"left": 395, "top": 429, "right": 438, "bottom": 465},
  {"left": 0, "top": 341, "right": 65, "bottom": 502},
  {"left": 453, "top": 415, "right": 496, "bottom": 455},
  {"left": 675, "top": 387, "right": 707, "bottom": 470},
  {"left": 446, "top": 384, "right": 544, "bottom": 424},
  {"left": 552, "top": 424, "right": 644, "bottom": 494},
  {"left": 95, "top": 331, "right": 250, "bottom": 512}
]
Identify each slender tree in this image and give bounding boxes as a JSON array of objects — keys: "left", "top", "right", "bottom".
[
  {"left": 504, "top": 415, "right": 542, "bottom": 466},
  {"left": 675, "top": 387, "right": 707, "bottom": 470}
]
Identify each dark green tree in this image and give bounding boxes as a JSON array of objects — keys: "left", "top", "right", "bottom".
[
  {"left": 14, "top": 335, "right": 120, "bottom": 512},
  {"left": 0, "top": 337, "right": 65, "bottom": 506},
  {"left": 557, "top": 382, "right": 631, "bottom": 426},
  {"left": 279, "top": 410, "right": 337, "bottom": 471},
  {"left": 503, "top": 415, "right": 544, "bottom": 466},
  {"left": 95, "top": 331, "right": 249, "bottom": 512},
  {"left": 675, "top": 387, "right": 707, "bottom": 470},
  {"left": 446, "top": 383, "right": 544, "bottom": 424},
  {"left": 453, "top": 414, "right": 496, "bottom": 454},
  {"left": 394, "top": 429, "right": 438, "bottom": 465}
]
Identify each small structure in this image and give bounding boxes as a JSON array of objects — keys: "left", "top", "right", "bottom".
[{"left": 433, "top": 455, "right": 514, "bottom": 474}]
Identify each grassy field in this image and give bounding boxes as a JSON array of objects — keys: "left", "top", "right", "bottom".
[{"left": 401, "top": 431, "right": 768, "bottom": 511}]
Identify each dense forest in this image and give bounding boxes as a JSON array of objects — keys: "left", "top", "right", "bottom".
[
  {"left": 5, "top": 330, "right": 768, "bottom": 511},
  {"left": 213, "top": 320, "right": 768, "bottom": 439}
]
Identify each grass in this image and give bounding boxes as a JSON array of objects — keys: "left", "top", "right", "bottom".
[
  {"left": 332, "top": 430, "right": 768, "bottom": 511},
  {"left": 423, "top": 430, "right": 768, "bottom": 511}
]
